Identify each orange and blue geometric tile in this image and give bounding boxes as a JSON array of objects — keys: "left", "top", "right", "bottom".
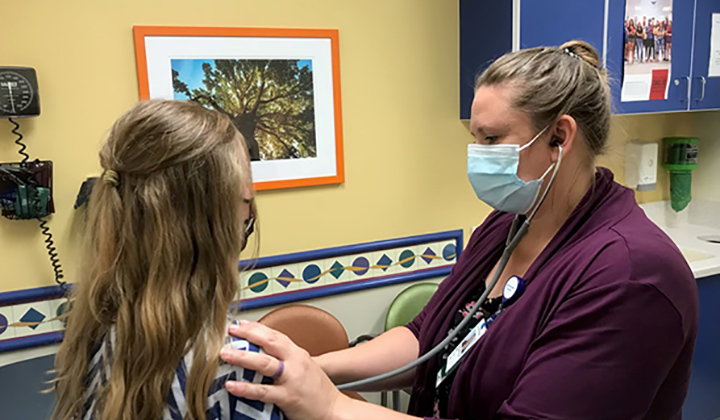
[
  {"left": 351, "top": 257, "right": 370, "bottom": 276},
  {"left": 329, "top": 261, "right": 345, "bottom": 279},
  {"left": 20, "top": 308, "right": 45, "bottom": 330},
  {"left": 399, "top": 249, "right": 416, "bottom": 268},
  {"left": 376, "top": 254, "right": 393, "bottom": 272},
  {"left": 421, "top": 247, "right": 437, "bottom": 264},
  {"left": 443, "top": 243, "right": 457, "bottom": 261},
  {"left": 0, "top": 313, "right": 7, "bottom": 336},
  {"left": 302, "top": 265, "right": 322, "bottom": 284}
]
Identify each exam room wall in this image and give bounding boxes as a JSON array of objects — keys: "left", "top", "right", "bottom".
[
  {"left": 0, "top": 0, "right": 473, "bottom": 293},
  {"left": 0, "top": 0, "right": 694, "bottom": 297}
]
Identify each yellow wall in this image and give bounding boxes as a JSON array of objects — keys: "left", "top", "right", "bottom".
[
  {"left": 692, "top": 111, "right": 720, "bottom": 201},
  {"left": 0, "top": 0, "right": 697, "bottom": 293}
]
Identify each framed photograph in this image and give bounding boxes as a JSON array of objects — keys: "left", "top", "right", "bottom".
[
  {"left": 133, "top": 26, "right": 344, "bottom": 191},
  {"left": 621, "top": 0, "right": 673, "bottom": 102}
]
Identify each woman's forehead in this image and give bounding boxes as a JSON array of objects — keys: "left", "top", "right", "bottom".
[{"left": 470, "top": 86, "right": 529, "bottom": 134}]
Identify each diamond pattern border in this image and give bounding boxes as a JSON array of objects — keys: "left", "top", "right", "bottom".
[{"left": 239, "top": 233, "right": 462, "bottom": 308}]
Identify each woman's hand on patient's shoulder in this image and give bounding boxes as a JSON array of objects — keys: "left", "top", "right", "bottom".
[{"left": 221, "top": 321, "right": 350, "bottom": 420}]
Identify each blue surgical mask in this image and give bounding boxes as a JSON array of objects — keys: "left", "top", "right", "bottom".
[{"left": 467, "top": 127, "right": 559, "bottom": 214}]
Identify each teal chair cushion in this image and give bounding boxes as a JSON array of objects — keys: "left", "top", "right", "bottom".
[{"left": 384, "top": 282, "right": 439, "bottom": 331}]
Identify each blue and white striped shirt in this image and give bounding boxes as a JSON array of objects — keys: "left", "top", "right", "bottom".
[{"left": 82, "top": 327, "right": 284, "bottom": 420}]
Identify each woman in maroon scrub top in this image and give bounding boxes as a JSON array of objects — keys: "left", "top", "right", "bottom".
[{"left": 220, "top": 41, "right": 699, "bottom": 420}]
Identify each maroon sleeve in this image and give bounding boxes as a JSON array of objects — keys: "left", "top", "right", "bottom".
[
  {"left": 405, "top": 306, "right": 426, "bottom": 338},
  {"left": 495, "top": 255, "right": 686, "bottom": 419}
]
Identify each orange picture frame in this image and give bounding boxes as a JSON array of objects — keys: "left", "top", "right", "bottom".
[{"left": 133, "top": 26, "right": 345, "bottom": 191}]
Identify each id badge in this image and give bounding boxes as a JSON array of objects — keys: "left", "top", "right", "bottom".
[{"left": 436, "top": 319, "right": 487, "bottom": 388}]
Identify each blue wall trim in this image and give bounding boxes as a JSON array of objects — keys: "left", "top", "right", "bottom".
[
  {"left": 0, "top": 332, "right": 63, "bottom": 353},
  {"left": 238, "top": 229, "right": 464, "bottom": 270},
  {"left": 0, "top": 285, "right": 65, "bottom": 307}
]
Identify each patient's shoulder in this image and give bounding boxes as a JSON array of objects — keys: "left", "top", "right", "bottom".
[{"left": 213, "top": 337, "right": 285, "bottom": 420}]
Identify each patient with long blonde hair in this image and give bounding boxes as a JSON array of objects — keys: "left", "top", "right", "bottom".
[{"left": 52, "top": 100, "right": 283, "bottom": 420}]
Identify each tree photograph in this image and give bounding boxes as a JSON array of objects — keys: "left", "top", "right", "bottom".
[{"left": 171, "top": 58, "right": 317, "bottom": 161}]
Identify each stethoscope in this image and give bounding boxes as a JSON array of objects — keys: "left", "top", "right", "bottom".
[{"left": 337, "top": 146, "right": 563, "bottom": 391}]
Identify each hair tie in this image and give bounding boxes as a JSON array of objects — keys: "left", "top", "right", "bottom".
[
  {"left": 563, "top": 47, "right": 604, "bottom": 72},
  {"left": 102, "top": 169, "right": 120, "bottom": 188},
  {"left": 563, "top": 48, "right": 582, "bottom": 60},
  {"left": 563, "top": 47, "right": 582, "bottom": 60}
]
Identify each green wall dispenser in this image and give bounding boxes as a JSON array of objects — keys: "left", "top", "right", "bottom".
[{"left": 663, "top": 137, "right": 699, "bottom": 212}]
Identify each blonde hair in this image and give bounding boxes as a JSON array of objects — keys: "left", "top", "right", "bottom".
[
  {"left": 476, "top": 40, "right": 611, "bottom": 156},
  {"left": 52, "top": 100, "right": 253, "bottom": 420}
]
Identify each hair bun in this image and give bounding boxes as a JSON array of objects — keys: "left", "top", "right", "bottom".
[{"left": 559, "top": 40, "right": 601, "bottom": 70}]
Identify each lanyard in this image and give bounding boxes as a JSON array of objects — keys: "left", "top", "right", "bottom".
[{"left": 435, "top": 275, "right": 526, "bottom": 388}]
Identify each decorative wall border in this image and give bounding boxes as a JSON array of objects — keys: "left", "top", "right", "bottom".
[
  {"left": 0, "top": 230, "right": 462, "bottom": 353},
  {"left": 236, "top": 230, "right": 462, "bottom": 310},
  {"left": 0, "top": 287, "right": 67, "bottom": 353}
]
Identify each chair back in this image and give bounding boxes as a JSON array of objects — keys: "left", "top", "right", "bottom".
[
  {"left": 259, "top": 304, "right": 349, "bottom": 356},
  {"left": 384, "top": 283, "right": 439, "bottom": 331}
]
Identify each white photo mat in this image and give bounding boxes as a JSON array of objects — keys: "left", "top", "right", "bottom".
[{"left": 142, "top": 35, "right": 339, "bottom": 184}]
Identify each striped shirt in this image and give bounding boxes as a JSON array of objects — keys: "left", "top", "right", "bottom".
[{"left": 81, "top": 326, "right": 284, "bottom": 420}]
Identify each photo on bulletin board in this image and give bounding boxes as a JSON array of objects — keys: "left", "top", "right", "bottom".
[
  {"left": 133, "top": 26, "right": 345, "bottom": 191},
  {"left": 621, "top": 0, "right": 673, "bottom": 102}
]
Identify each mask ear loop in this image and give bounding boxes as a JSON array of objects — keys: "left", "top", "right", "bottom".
[
  {"left": 518, "top": 125, "right": 550, "bottom": 152},
  {"left": 527, "top": 144, "right": 563, "bottom": 222},
  {"left": 507, "top": 143, "right": 562, "bottom": 244},
  {"left": 506, "top": 125, "right": 554, "bottom": 240}
]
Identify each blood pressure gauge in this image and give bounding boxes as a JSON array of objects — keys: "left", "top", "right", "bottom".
[{"left": 0, "top": 67, "right": 40, "bottom": 118}]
